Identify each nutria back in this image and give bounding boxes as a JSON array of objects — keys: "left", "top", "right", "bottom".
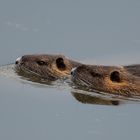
[{"left": 125, "top": 65, "right": 140, "bottom": 77}]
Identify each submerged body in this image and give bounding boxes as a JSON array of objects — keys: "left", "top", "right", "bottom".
[
  {"left": 71, "top": 64, "right": 140, "bottom": 97},
  {"left": 15, "top": 54, "right": 81, "bottom": 80}
]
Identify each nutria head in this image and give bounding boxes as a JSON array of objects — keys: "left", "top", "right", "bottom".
[
  {"left": 71, "top": 65, "right": 140, "bottom": 97},
  {"left": 15, "top": 54, "right": 81, "bottom": 80}
]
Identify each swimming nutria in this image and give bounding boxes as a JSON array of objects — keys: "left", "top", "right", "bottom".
[
  {"left": 15, "top": 54, "right": 81, "bottom": 80},
  {"left": 71, "top": 64, "right": 140, "bottom": 97}
]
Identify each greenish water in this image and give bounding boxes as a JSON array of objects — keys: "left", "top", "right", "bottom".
[{"left": 0, "top": 0, "right": 140, "bottom": 140}]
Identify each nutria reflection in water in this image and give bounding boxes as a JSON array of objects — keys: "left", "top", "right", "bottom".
[
  {"left": 71, "top": 91, "right": 120, "bottom": 106},
  {"left": 71, "top": 64, "right": 140, "bottom": 97},
  {"left": 15, "top": 54, "right": 81, "bottom": 81}
]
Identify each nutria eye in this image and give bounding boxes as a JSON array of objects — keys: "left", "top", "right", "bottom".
[
  {"left": 56, "top": 57, "right": 66, "bottom": 70},
  {"left": 110, "top": 71, "right": 121, "bottom": 82},
  {"left": 36, "top": 61, "right": 46, "bottom": 66}
]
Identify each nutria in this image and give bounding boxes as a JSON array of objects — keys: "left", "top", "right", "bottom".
[
  {"left": 15, "top": 54, "right": 81, "bottom": 80},
  {"left": 71, "top": 64, "right": 140, "bottom": 97}
]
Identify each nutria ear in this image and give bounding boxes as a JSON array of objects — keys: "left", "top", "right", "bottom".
[
  {"left": 110, "top": 71, "right": 121, "bottom": 82},
  {"left": 56, "top": 57, "right": 66, "bottom": 70}
]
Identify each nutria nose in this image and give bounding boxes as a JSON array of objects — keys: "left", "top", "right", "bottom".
[
  {"left": 15, "top": 57, "right": 22, "bottom": 65},
  {"left": 71, "top": 67, "right": 77, "bottom": 76}
]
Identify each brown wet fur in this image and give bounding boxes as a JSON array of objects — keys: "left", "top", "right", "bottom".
[
  {"left": 15, "top": 54, "right": 81, "bottom": 80},
  {"left": 71, "top": 64, "right": 140, "bottom": 97}
]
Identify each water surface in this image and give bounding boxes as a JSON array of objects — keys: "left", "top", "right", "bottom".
[{"left": 0, "top": 0, "right": 140, "bottom": 140}]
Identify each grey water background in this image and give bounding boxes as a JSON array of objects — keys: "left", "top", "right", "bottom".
[{"left": 0, "top": 0, "right": 140, "bottom": 140}]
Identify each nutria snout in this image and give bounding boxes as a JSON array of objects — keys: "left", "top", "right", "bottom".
[
  {"left": 15, "top": 54, "right": 81, "bottom": 80},
  {"left": 71, "top": 65, "right": 140, "bottom": 97},
  {"left": 15, "top": 57, "right": 22, "bottom": 65}
]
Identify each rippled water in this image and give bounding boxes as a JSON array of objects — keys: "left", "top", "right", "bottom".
[{"left": 0, "top": 1, "right": 140, "bottom": 140}]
